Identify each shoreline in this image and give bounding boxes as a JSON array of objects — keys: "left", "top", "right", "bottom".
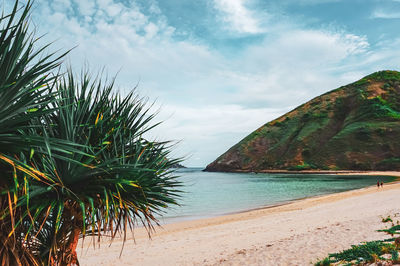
[
  {"left": 156, "top": 171, "right": 400, "bottom": 233},
  {"left": 79, "top": 171, "right": 400, "bottom": 265},
  {"left": 159, "top": 170, "right": 400, "bottom": 225}
]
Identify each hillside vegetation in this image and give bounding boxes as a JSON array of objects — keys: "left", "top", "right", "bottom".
[{"left": 206, "top": 70, "right": 400, "bottom": 172}]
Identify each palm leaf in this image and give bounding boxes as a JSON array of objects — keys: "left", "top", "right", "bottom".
[{"left": 0, "top": 1, "right": 68, "bottom": 264}]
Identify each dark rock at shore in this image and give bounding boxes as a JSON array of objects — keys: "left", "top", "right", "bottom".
[{"left": 206, "top": 70, "right": 400, "bottom": 172}]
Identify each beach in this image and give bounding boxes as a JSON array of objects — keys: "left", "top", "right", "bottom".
[{"left": 78, "top": 172, "right": 400, "bottom": 265}]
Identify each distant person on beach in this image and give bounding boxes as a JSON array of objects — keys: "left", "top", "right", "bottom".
[
  {"left": 381, "top": 181, "right": 383, "bottom": 188},
  {"left": 377, "top": 181, "right": 380, "bottom": 188}
]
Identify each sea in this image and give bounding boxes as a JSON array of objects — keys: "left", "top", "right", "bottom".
[{"left": 157, "top": 168, "right": 396, "bottom": 224}]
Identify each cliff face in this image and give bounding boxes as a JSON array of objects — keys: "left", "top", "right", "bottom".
[{"left": 205, "top": 71, "right": 400, "bottom": 172}]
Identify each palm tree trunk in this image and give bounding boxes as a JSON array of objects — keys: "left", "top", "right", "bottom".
[
  {"left": 65, "top": 225, "right": 81, "bottom": 266},
  {"left": 61, "top": 205, "right": 82, "bottom": 266}
]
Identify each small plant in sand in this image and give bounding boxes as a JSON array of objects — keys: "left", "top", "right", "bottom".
[
  {"left": 315, "top": 257, "right": 331, "bottom": 266},
  {"left": 315, "top": 218, "right": 400, "bottom": 265},
  {"left": 382, "top": 216, "right": 393, "bottom": 223}
]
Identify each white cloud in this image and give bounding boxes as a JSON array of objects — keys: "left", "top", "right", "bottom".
[
  {"left": 210, "top": 30, "right": 371, "bottom": 108},
  {"left": 371, "top": 9, "right": 400, "bottom": 19},
  {"left": 213, "top": 0, "right": 265, "bottom": 34},
  {"left": 246, "top": 30, "right": 369, "bottom": 64}
]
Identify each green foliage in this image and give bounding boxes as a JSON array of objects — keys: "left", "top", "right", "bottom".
[
  {"left": 352, "top": 78, "right": 369, "bottom": 87},
  {"left": 376, "top": 127, "right": 386, "bottom": 136},
  {"left": 0, "top": 1, "right": 70, "bottom": 264},
  {"left": 377, "top": 158, "right": 400, "bottom": 170},
  {"left": 382, "top": 216, "right": 393, "bottom": 223},
  {"left": 0, "top": 1, "right": 181, "bottom": 265},
  {"left": 315, "top": 257, "right": 331, "bottom": 266},
  {"left": 312, "top": 112, "right": 328, "bottom": 119},
  {"left": 301, "top": 112, "right": 311, "bottom": 122},
  {"left": 365, "top": 97, "right": 400, "bottom": 119},
  {"left": 288, "top": 162, "right": 317, "bottom": 170},
  {"left": 333, "top": 97, "right": 349, "bottom": 120},
  {"left": 364, "top": 70, "right": 400, "bottom": 82},
  {"left": 0, "top": 1, "right": 68, "bottom": 154},
  {"left": 377, "top": 95, "right": 388, "bottom": 105},
  {"left": 378, "top": 225, "right": 400, "bottom": 235},
  {"left": 302, "top": 149, "right": 311, "bottom": 158},
  {"left": 355, "top": 126, "right": 371, "bottom": 140},
  {"left": 326, "top": 240, "right": 395, "bottom": 264},
  {"left": 392, "top": 249, "right": 399, "bottom": 261}
]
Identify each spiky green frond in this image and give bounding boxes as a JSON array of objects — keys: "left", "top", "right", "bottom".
[{"left": 0, "top": 0, "right": 68, "bottom": 151}]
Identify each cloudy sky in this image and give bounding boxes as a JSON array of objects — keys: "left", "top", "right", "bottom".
[{"left": 10, "top": 0, "right": 400, "bottom": 166}]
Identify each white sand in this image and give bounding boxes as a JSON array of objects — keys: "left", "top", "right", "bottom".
[{"left": 78, "top": 171, "right": 400, "bottom": 266}]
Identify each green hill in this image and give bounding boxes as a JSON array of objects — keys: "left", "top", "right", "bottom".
[{"left": 205, "top": 70, "right": 400, "bottom": 172}]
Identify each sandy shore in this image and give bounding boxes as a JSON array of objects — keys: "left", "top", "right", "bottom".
[{"left": 78, "top": 171, "right": 400, "bottom": 265}]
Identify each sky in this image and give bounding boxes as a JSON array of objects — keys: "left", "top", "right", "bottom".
[{"left": 7, "top": 0, "right": 400, "bottom": 166}]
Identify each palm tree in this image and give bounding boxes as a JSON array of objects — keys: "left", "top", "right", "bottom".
[
  {"left": 25, "top": 70, "right": 181, "bottom": 265},
  {"left": 0, "top": 2, "right": 181, "bottom": 265}
]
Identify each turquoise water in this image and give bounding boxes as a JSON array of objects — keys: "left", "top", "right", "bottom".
[{"left": 158, "top": 168, "right": 395, "bottom": 223}]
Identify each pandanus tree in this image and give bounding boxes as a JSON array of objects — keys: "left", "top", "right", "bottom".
[
  {"left": 0, "top": 1, "right": 181, "bottom": 265},
  {"left": 0, "top": 1, "right": 68, "bottom": 264},
  {"left": 25, "top": 71, "right": 181, "bottom": 265}
]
